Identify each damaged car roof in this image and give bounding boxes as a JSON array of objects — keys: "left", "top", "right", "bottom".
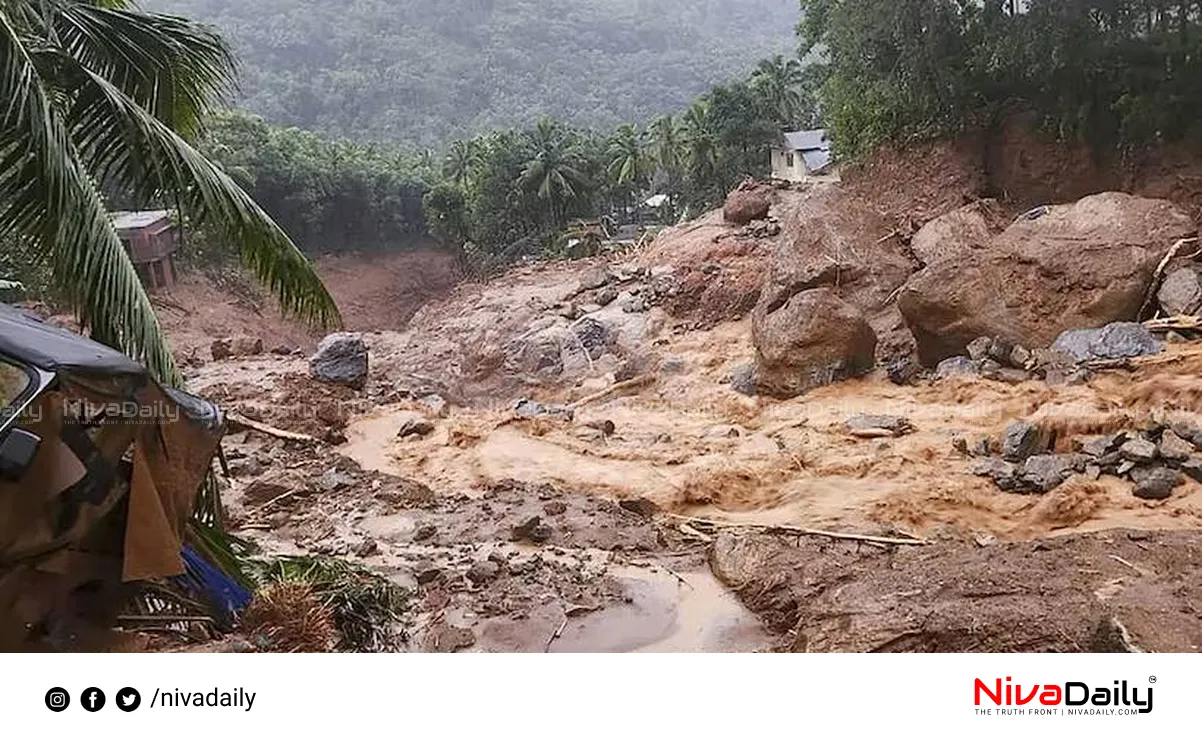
[{"left": 0, "top": 303, "right": 146, "bottom": 376}]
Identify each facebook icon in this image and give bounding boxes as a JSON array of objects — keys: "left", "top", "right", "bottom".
[{"left": 81, "top": 687, "right": 106, "bottom": 712}]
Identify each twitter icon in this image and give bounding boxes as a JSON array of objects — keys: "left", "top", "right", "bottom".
[{"left": 116, "top": 687, "right": 141, "bottom": 712}]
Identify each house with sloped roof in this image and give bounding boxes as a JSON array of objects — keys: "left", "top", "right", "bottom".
[
  {"left": 770, "top": 129, "right": 839, "bottom": 183},
  {"left": 111, "top": 210, "right": 180, "bottom": 290}
]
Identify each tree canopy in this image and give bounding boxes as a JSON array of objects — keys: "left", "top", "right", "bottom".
[{"left": 799, "top": 0, "right": 1202, "bottom": 159}]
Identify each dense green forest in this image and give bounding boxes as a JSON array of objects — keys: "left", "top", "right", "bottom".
[
  {"left": 801, "top": 0, "right": 1202, "bottom": 159},
  {"left": 188, "top": 54, "right": 816, "bottom": 271},
  {"left": 140, "top": 0, "right": 800, "bottom": 149}
]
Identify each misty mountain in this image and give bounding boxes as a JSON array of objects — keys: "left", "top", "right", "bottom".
[{"left": 142, "top": 0, "right": 800, "bottom": 147}]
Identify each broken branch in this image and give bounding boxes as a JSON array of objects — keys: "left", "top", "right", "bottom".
[
  {"left": 666, "top": 514, "right": 926, "bottom": 547},
  {"left": 1138, "top": 237, "right": 1200, "bottom": 320},
  {"left": 569, "top": 375, "right": 654, "bottom": 409},
  {"left": 227, "top": 411, "right": 317, "bottom": 443}
]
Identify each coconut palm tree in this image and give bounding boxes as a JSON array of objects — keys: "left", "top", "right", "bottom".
[
  {"left": 751, "top": 54, "right": 809, "bottom": 127},
  {"left": 605, "top": 124, "right": 651, "bottom": 188},
  {"left": 0, "top": 0, "right": 339, "bottom": 385},
  {"left": 443, "top": 139, "right": 482, "bottom": 188},
  {"left": 680, "top": 99, "right": 719, "bottom": 196},
  {"left": 518, "top": 117, "right": 588, "bottom": 227}
]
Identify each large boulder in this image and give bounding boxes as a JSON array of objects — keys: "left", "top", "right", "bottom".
[
  {"left": 758, "top": 185, "right": 916, "bottom": 361},
  {"left": 723, "top": 190, "right": 770, "bottom": 225},
  {"left": 909, "top": 199, "right": 1009, "bottom": 267},
  {"left": 899, "top": 192, "right": 1195, "bottom": 366},
  {"left": 751, "top": 287, "right": 878, "bottom": 398},
  {"left": 309, "top": 332, "right": 368, "bottom": 389}
]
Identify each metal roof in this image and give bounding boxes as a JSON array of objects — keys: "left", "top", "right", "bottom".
[
  {"left": 801, "top": 148, "right": 834, "bottom": 174},
  {"left": 782, "top": 129, "right": 830, "bottom": 153},
  {"left": 111, "top": 210, "right": 173, "bottom": 232}
]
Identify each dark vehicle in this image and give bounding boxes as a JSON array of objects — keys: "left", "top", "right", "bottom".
[{"left": 0, "top": 304, "right": 224, "bottom": 650}]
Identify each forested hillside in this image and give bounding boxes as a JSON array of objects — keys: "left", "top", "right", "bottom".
[{"left": 140, "top": 0, "right": 799, "bottom": 147}]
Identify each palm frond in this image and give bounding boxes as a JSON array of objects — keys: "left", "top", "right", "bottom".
[
  {"left": 56, "top": 52, "right": 340, "bottom": 331},
  {"left": 0, "top": 9, "right": 178, "bottom": 380}
]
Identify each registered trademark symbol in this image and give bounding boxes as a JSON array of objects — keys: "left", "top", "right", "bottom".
[{"left": 1149, "top": 676, "right": 1157, "bottom": 684}]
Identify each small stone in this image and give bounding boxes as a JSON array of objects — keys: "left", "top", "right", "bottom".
[
  {"left": 1019, "top": 454, "right": 1074, "bottom": 493},
  {"left": 210, "top": 338, "right": 232, "bottom": 360},
  {"left": 1170, "top": 418, "right": 1202, "bottom": 449},
  {"left": 578, "top": 266, "right": 613, "bottom": 292},
  {"left": 415, "top": 563, "right": 443, "bottom": 585},
  {"left": 354, "top": 538, "right": 378, "bottom": 558},
  {"left": 419, "top": 394, "right": 449, "bottom": 418},
  {"left": 543, "top": 501, "right": 567, "bottom": 516},
  {"left": 987, "top": 338, "right": 1014, "bottom": 364},
  {"left": 397, "top": 418, "right": 435, "bottom": 439},
  {"left": 515, "top": 399, "right": 574, "bottom": 423},
  {"left": 972, "top": 458, "right": 1019, "bottom": 491},
  {"left": 1166, "top": 330, "right": 1188, "bottom": 344},
  {"left": 973, "top": 438, "right": 993, "bottom": 457},
  {"left": 845, "top": 413, "right": 914, "bottom": 438},
  {"left": 1130, "top": 466, "right": 1180, "bottom": 501},
  {"left": 1158, "top": 428, "right": 1195, "bottom": 461},
  {"left": 935, "top": 356, "right": 980, "bottom": 379},
  {"left": 1084, "top": 465, "right": 1101, "bottom": 480},
  {"left": 1009, "top": 345, "right": 1032, "bottom": 369},
  {"left": 414, "top": 524, "right": 438, "bottom": 542},
  {"left": 512, "top": 516, "right": 552, "bottom": 544},
  {"left": 228, "top": 456, "right": 264, "bottom": 478},
  {"left": 952, "top": 436, "right": 969, "bottom": 456},
  {"left": 974, "top": 533, "right": 998, "bottom": 548},
  {"left": 271, "top": 344, "right": 295, "bottom": 356},
  {"left": 705, "top": 425, "right": 741, "bottom": 439},
  {"left": 1117, "top": 460, "right": 1136, "bottom": 476},
  {"left": 659, "top": 357, "right": 685, "bottom": 374},
  {"left": 1181, "top": 458, "right": 1202, "bottom": 483},
  {"left": 730, "top": 363, "right": 758, "bottom": 396},
  {"left": 967, "top": 337, "right": 992, "bottom": 362},
  {"left": 466, "top": 561, "right": 500, "bottom": 585},
  {"left": 1119, "top": 437, "right": 1158, "bottom": 463},
  {"left": 316, "top": 468, "right": 356, "bottom": 492},
  {"left": 1079, "top": 433, "right": 1125, "bottom": 458},
  {"left": 597, "top": 287, "right": 619, "bottom": 306},
  {"left": 1002, "top": 422, "right": 1042, "bottom": 462},
  {"left": 619, "top": 497, "right": 659, "bottom": 518}
]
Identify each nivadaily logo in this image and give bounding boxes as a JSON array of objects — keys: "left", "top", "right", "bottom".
[{"left": 974, "top": 677, "right": 1154, "bottom": 716}]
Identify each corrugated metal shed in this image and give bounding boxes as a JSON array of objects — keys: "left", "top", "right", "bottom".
[{"left": 110, "top": 210, "right": 173, "bottom": 233}]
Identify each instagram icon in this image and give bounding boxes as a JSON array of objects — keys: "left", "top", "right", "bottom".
[{"left": 45, "top": 687, "right": 70, "bottom": 712}]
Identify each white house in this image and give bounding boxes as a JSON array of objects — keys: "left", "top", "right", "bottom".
[{"left": 770, "top": 129, "right": 839, "bottom": 183}]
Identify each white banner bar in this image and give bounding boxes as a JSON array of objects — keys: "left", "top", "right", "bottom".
[{"left": 2, "top": 653, "right": 1190, "bottom": 741}]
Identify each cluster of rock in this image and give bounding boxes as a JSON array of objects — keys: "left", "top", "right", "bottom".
[
  {"left": 933, "top": 322, "right": 1164, "bottom": 384},
  {"left": 734, "top": 187, "right": 1197, "bottom": 398},
  {"left": 971, "top": 420, "right": 1202, "bottom": 500}
]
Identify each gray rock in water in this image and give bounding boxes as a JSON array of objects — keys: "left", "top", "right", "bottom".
[
  {"left": 1079, "top": 432, "right": 1126, "bottom": 458},
  {"left": 309, "top": 332, "right": 368, "bottom": 389},
  {"left": 1119, "top": 437, "right": 1158, "bottom": 463},
  {"left": 972, "top": 458, "right": 1020, "bottom": 491},
  {"left": 397, "top": 418, "right": 435, "bottom": 439},
  {"left": 1130, "top": 466, "right": 1180, "bottom": 501},
  {"left": 1002, "top": 422, "right": 1042, "bottom": 462},
  {"left": 1019, "top": 454, "right": 1078, "bottom": 493},
  {"left": 1158, "top": 267, "right": 1202, "bottom": 316},
  {"left": 419, "top": 393, "right": 448, "bottom": 418},
  {"left": 515, "top": 399, "right": 575, "bottom": 422},
  {"left": 934, "top": 356, "right": 980, "bottom": 380},
  {"left": 845, "top": 413, "right": 914, "bottom": 437},
  {"left": 1158, "top": 429, "right": 1195, "bottom": 461},
  {"left": 1051, "top": 322, "right": 1164, "bottom": 363},
  {"left": 730, "top": 363, "right": 758, "bottom": 396}
]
